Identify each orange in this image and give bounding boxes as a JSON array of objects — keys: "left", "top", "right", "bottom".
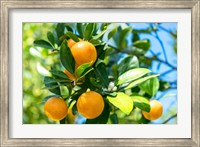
[
  {"left": 77, "top": 91, "right": 104, "bottom": 119},
  {"left": 71, "top": 41, "right": 97, "bottom": 66},
  {"left": 142, "top": 100, "right": 163, "bottom": 120},
  {"left": 44, "top": 97, "right": 68, "bottom": 121},
  {"left": 67, "top": 38, "right": 82, "bottom": 48},
  {"left": 64, "top": 69, "right": 77, "bottom": 81}
]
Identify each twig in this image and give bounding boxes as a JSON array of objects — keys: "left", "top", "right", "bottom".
[
  {"left": 150, "top": 24, "right": 168, "bottom": 63},
  {"left": 158, "top": 25, "right": 177, "bottom": 38},
  {"left": 160, "top": 69, "right": 175, "bottom": 77},
  {"left": 162, "top": 113, "right": 177, "bottom": 124},
  {"left": 149, "top": 50, "right": 177, "bottom": 70},
  {"left": 156, "top": 87, "right": 177, "bottom": 100}
]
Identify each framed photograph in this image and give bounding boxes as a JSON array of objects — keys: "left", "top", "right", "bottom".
[{"left": 0, "top": 0, "right": 199, "bottom": 146}]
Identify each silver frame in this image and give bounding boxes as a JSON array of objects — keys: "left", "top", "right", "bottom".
[{"left": 0, "top": 0, "right": 199, "bottom": 146}]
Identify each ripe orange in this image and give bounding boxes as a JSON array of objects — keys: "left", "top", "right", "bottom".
[
  {"left": 142, "top": 100, "right": 163, "bottom": 120},
  {"left": 77, "top": 91, "right": 104, "bottom": 119},
  {"left": 67, "top": 38, "right": 82, "bottom": 48},
  {"left": 64, "top": 69, "right": 77, "bottom": 81},
  {"left": 44, "top": 97, "right": 68, "bottom": 121},
  {"left": 71, "top": 41, "right": 97, "bottom": 66}
]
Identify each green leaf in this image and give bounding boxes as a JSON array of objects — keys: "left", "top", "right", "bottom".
[
  {"left": 76, "top": 23, "right": 84, "bottom": 38},
  {"left": 43, "top": 95, "right": 54, "bottom": 102},
  {"left": 102, "top": 91, "right": 117, "bottom": 97},
  {"left": 133, "top": 39, "right": 150, "bottom": 51},
  {"left": 92, "top": 23, "right": 99, "bottom": 35},
  {"left": 43, "top": 77, "right": 61, "bottom": 85},
  {"left": 47, "top": 32, "right": 55, "bottom": 46},
  {"left": 85, "top": 101, "right": 110, "bottom": 124},
  {"left": 112, "top": 64, "right": 118, "bottom": 80},
  {"left": 44, "top": 76, "right": 60, "bottom": 95},
  {"left": 100, "top": 23, "right": 108, "bottom": 30},
  {"left": 49, "top": 70, "right": 70, "bottom": 80},
  {"left": 41, "top": 95, "right": 60, "bottom": 104},
  {"left": 139, "top": 56, "right": 153, "bottom": 66},
  {"left": 107, "top": 92, "right": 133, "bottom": 115},
  {"left": 75, "top": 63, "right": 91, "bottom": 77},
  {"left": 78, "top": 67, "right": 93, "bottom": 80},
  {"left": 110, "top": 113, "right": 118, "bottom": 124},
  {"left": 65, "top": 25, "right": 73, "bottom": 32},
  {"left": 34, "top": 40, "right": 54, "bottom": 49},
  {"left": 60, "top": 117, "right": 66, "bottom": 124},
  {"left": 119, "top": 26, "right": 132, "bottom": 49},
  {"left": 117, "top": 68, "right": 151, "bottom": 85},
  {"left": 95, "top": 62, "right": 109, "bottom": 87},
  {"left": 159, "top": 80, "right": 170, "bottom": 91},
  {"left": 68, "top": 100, "right": 76, "bottom": 110},
  {"left": 70, "top": 87, "right": 87, "bottom": 101},
  {"left": 122, "top": 47, "right": 148, "bottom": 56},
  {"left": 108, "top": 28, "right": 117, "bottom": 40},
  {"left": 132, "top": 32, "right": 140, "bottom": 42},
  {"left": 118, "top": 56, "right": 139, "bottom": 75},
  {"left": 84, "top": 71, "right": 96, "bottom": 91},
  {"left": 89, "top": 77, "right": 102, "bottom": 88},
  {"left": 43, "top": 83, "right": 68, "bottom": 90},
  {"left": 60, "top": 40, "right": 75, "bottom": 74},
  {"left": 89, "top": 39, "right": 101, "bottom": 46},
  {"left": 125, "top": 74, "right": 159, "bottom": 90},
  {"left": 56, "top": 23, "right": 65, "bottom": 38},
  {"left": 84, "top": 23, "right": 95, "bottom": 41},
  {"left": 73, "top": 85, "right": 82, "bottom": 91},
  {"left": 66, "top": 31, "right": 80, "bottom": 42},
  {"left": 111, "top": 26, "right": 121, "bottom": 48},
  {"left": 92, "top": 29, "right": 107, "bottom": 40},
  {"left": 58, "top": 34, "right": 67, "bottom": 44},
  {"left": 43, "top": 79, "right": 70, "bottom": 84},
  {"left": 131, "top": 96, "right": 150, "bottom": 112},
  {"left": 96, "top": 44, "right": 106, "bottom": 60},
  {"left": 139, "top": 77, "right": 160, "bottom": 97},
  {"left": 53, "top": 30, "right": 59, "bottom": 45}
]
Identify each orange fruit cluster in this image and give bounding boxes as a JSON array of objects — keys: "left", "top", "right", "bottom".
[{"left": 44, "top": 91, "right": 104, "bottom": 121}]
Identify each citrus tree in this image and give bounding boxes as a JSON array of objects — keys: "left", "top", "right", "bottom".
[{"left": 33, "top": 23, "right": 165, "bottom": 124}]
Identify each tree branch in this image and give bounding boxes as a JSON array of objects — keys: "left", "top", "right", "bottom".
[
  {"left": 158, "top": 25, "right": 177, "bottom": 38},
  {"left": 162, "top": 113, "right": 177, "bottom": 124},
  {"left": 150, "top": 24, "right": 168, "bottom": 63},
  {"left": 156, "top": 87, "right": 177, "bottom": 100},
  {"left": 160, "top": 69, "right": 175, "bottom": 77},
  {"left": 149, "top": 50, "right": 177, "bottom": 70}
]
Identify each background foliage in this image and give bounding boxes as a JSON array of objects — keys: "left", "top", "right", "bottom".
[{"left": 23, "top": 23, "right": 177, "bottom": 124}]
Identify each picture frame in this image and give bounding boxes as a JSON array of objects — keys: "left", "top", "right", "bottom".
[{"left": 0, "top": 0, "right": 199, "bottom": 146}]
